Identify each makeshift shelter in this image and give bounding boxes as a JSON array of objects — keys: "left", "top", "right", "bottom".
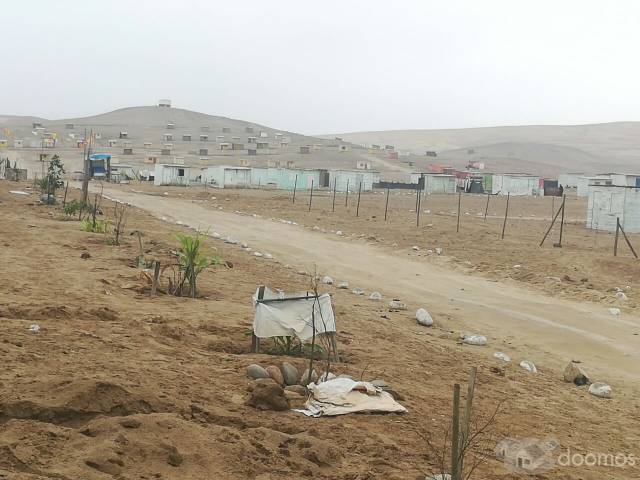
[
  {"left": 110, "top": 164, "right": 136, "bottom": 183},
  {"left": 410, "top": 173, "right": 456, "bottom": 193},
  {"left": 153, "top": 163, "right": 190, "bottom": 186},
  {"left": 587, "top": 185, "right": 640, "bottom": 232},
  {"left": 577, "top": 175, "right": 612, "bottom": 197},
  {"left": 328, "top": 169, "right": 380, "bottom": 192},
  {"left": 89, "top": 154, "right": 111, "bottom": 179},
  {"left": 491, "top": 174, "right": 540, "bottom": 196},
  {"left": 250, "top": 167, "right": 324, "bottom": 190},
  {"left": 201, "top": 165, "right": 251, "bottom": 188}
]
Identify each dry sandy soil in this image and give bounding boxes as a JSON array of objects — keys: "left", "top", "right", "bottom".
[{"left": 1, "top": 180, "right": 639, "bottom": 479}]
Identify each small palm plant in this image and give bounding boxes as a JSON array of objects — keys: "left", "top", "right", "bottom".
[{"left": 175, "top": 233, "right": 220, "bottom": 298}]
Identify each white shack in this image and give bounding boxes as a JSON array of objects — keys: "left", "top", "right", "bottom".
[
  {"left": 201, "top": 165, "right": 251, "bottom": 188},
  {"left": 328, "top": 169, "right": 380, "bottom": 192},
  {"left": 154, "top": 163, "right": 190, "bottom": 186},
  {"left": 587, "top": 185, "right": 640, "bottom": 232},
  {"left": 577, "top": 175, "right": 612, "bottom": 197},
  {"left": 557, "top": 172, "right": 584, "bottom": 188},
  {"left": 491, "top": 174, "right": 540, "bottom": 196},
  {"left": 410, "top": 173, "right": 456, "bottom": 194}
]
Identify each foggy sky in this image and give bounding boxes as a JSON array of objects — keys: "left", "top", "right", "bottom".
[{"left": 3, "top": 0, "right": 640, "bottom": 135}]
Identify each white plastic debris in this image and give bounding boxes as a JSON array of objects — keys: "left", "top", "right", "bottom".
[
  {"left": 416, "top": 308, "right": 433, "bottom": 326},
  {"left": 264, "top": 253, "right": 273, "bottom": 259},
  {"left": 493, "top": 352, "right": 511, "bottom": 362},
  {"left": 369, "top": 291, "right": 382, "bottom": 301},
  {"left": 352, "top": 288, "right": 365, "bottom": 295},
  {"left": 608, "top": 307, "right": 621, "bottom": 316},
  {"left": 9, "top": 190, "right": 29, "bottom": 195},
  {"left": 28, "top": 324, "right": 40, "bottom": 333},
  {"left": 519, "top": 360, "right": 537, "bottom": 373},
  {"left": 212, "top": 232, "right": 221, "bottom": 239},
  {"left": 513, "top": 264, "right": 522, "bottom": 269},
  {"left": 588, "top": 382, "right": 612, "bottom": 398},
  {"left": 313, "top": 225, "right": 320, "bottom": 231},
  {"left": 615, "top": 291, "right": 628, "bottom": 301},
  {"left": 336, "top": 230, "right": 343, "bottom": 236},
  {"left": 461, "top": 334, "right": 487, "bottom": 346},
  {"left": 241, "top": 242, "right": 249, "bottom": 249},
  {"left": 435, "top": 248, "right": 443, "bottom": 255},
  {"left": 426, "top": 475, "right": 451, "bottom": 480},
  {"left": 412, "top": 246, "right": 420, "bottom": 251},
  {"left": 253, "top": 252, "right": 263, "bottom": 257},
  {"left": 322, "top": 276, "right": 334, "bottom": 285},
  {"left": 338, "top": 281, "right": 349, "bottom": 289}
]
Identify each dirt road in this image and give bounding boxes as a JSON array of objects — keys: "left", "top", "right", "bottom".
[{"left": 98, "top": 186, "right": 640, "bottom": 384}]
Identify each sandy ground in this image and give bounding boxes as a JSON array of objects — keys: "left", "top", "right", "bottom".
[{"left": 1, "top": 180, "right": 639, "bottom": 479}]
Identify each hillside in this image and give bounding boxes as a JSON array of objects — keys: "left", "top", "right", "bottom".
[{"left": 321, "top": 122, "right": 640, "bottom": 175}]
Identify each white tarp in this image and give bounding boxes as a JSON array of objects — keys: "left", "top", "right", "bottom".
[
  {"left": 252, "top": 287, "right": 336, "bottom": 341},
  {"left": 296, "top": 378, "right": 407, "bottom": 417}
]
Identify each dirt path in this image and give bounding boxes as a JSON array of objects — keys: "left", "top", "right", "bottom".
[{"left": 97, "top": 186, "right": 640, "bottom": 384}]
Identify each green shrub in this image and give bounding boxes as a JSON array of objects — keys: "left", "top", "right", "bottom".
[
  {"left": 81, "top": 218, "right": 108, "bottom": 234},
  {"left": 173, "top": 233, "right": 221, "bottom": 298}
]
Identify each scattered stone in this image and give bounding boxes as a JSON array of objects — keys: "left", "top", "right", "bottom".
[
  {"left": 490, "top": 366, "right": 505, "bottom": 376},
  {"left": 389, "top": 300, "right": 407, "bottom": 310},
  {"left": 241, "top": 242, "right": 249, "bottom": 249},
  {"left": 212, "top": 232, "right": 221, "bottom": 239},
  {"left": 461, "top": 334, "right": 487, "bottom": 346},
  {"left": 337, "top": 281, "right": 349, "bottom": 289},
  {"left": 513, "top": 264, "right": 522, "bottom": 269},
  {"left": 336, "top": 230, "right": 343, "bottom": 236},
  {"left": 297, "top": 270, "right": 307, "bottom": 276},
  {"left": 412, "top": 245, "right": 420, "bottom": 251},
  {"left": 28, "top": 324, "right": 40, "bottom": 333},
  {"left": 280, "top": 362, "right": 299, "bottom": 386},
  {"left": 426, "top": 474, "right": 451, "bottom": 480},
  {"left": 246, "top": 364, "right": 270, "bottom": 380},
  {"left": 300, "top": 368, "right": 318, "bottom": 385},
  {"left": 616, "top": 291, "right": 628, "bottom": 301},
  {"left": 493, "top": 352, "right": 511, "bottom": 362},
  {"left": 369, "top": 291, "right": 382, "bottom": 300},
  {"left": 266, "top": 366, "right": 285, "bottom": 386},
  {"left": 80, "top": 251, "right": 91, "bottom": 259},
  {"left": 283, "top": 390, "right": 307, "bottom": 409},
  {"left": 285, "top": 384, "right": 309, "bottom": 396},
  {"left": 264, "top": 253, "right": 273, "bottom": 259},
  {"left": 416, "top": 308, "right": 434, "bottom": 326},
  {"left": 563, "top": 361, "right": 590, "bottom": 386},
  {"left": 119, "top": 418, "right": 141, "bottom": 429},
  {"left": 253, "top": 252, "right": 263, "bottom": 257},
  {"left": 322, "top": 276, "right": 334, "bottom": 285},
  {"left": 588, "top": 382, "right": 612, "bottom": 398},
  {"left": 519, "top": 360, "right": 537, "bottom": 373},
  {"left": 608, "top": 308, "right": 621, "bottom": 316},
  {"left": 352, "top": 288, "right": 365, "bottom": 295},
  {"left": 246, "top": 378, "right": 289, "bottom": 411}
]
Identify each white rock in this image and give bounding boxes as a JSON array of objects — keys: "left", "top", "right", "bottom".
[
  {"left": 608, "top": 307, "right": 621, "bottom": 316},
  {"left": 212, "top": 232, "right": 221, "bottom": 238},
  {"left": 513, "top": 264, "right": 522, "bottom": 269},
  {"left": 389, "top": 300, "right": 407, "bottom": 310},
  {"left": 615, "top": 291, "right": 628, "bottom": 301},
  {"left": 416, "top": 308, "right": 433, "bottom": 326},
  {"left": 253, "top": 252, "right": 263, "bottom": 257},
  {"left": 435, "top": 248, "right": 443, "bottom": 255},
  {"left": 28, "top": 324, "right": 40, "bottom": 333},
  {"left": 336, "top": 230, "right": 343, "bottom": 236},
  {"left": 241, "top": 242, "right": 249, "bottom": 249},
  {"left": 338, "top": 281, "right": 349, "bottom": 289},
  {"left": 412, "top": 245, "right": 420, "bottom": 251},
  {"left": 352, "top": 288, "right": 365, "bottom": 295},
  {"left": 427, "top": 249, "right": 434, "bottom": 255},
  {"left": 493, "top": 352, "right": 511, "bottom": 362},
  {"left": 462, "top": 334, "right": 487, "bottom": 346},
  {"left": 519, "top": 360, "right": 537, "bottom": 373},
  {"left": 264, "top": 253, "right": 273, "bottom": 259},
  {"left": 322, "top": 276, "right": 334, "bottom": 285},
  {"left": 369, "top": 291, "right": 382, "bottom": 301},
  {"left": 588, "top": 382, "right": 612, "bottom": 398},
  {"left": 313, "top": 225, "right": 320, "bottom": 231}
]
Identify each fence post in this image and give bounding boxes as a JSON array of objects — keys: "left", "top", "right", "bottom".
[
  {"left": 292, "top": 174, "right": 298, "bottom": 204},
  {"left": 308, "top": 179, "right": 314, "bottom": 212},
  {"left": 459, "top": 367, "right": 477, "bottom": 476},
  {"left": 501, "top": 193, "right": 510, "bottom": 239},
  {"left": 416, "top": 185, "right": 422, "bottom": 227},
  {"left": 557, "top": 195, "right": 566, "bottom": 247},
  {"left": 356, "top": 182, "right": 362, "bottom": 217},
  {"left": 345, "top": 178, "right": 350, "bottom": 207},
  {"left": 483, "top": 192, "right": 490, "bottom": 221},
  {"left": 332, "top": 178, "right": 337, "bottom": 212},
  {"left": 384, "top": 187, "right": 390, "bottom": 221},
  {"left": 451, "top": 383, "right": 461, "bottom": 480},
  {"left": 456, "top": 192, "right": 462, "bottom": 233},
  {"left": 614, "top": 217, "right": 620, "bottom": 256},
  {"left": 62, "top": 181, "right": 69, "bottom": 208},
  {"left": 151, "top": 260, "right": 161, "bottom": 296}
]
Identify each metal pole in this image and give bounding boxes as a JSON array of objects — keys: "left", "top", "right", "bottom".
[
  {"left": 483, "top": 192, "right": 490, "bottom": 221},
  {"left": 557, "top": 195, "right": 566, "bottom": 247},
  {"left": 416, "top": 185, "right": 422, "bottom": 227},
  {"left": 384, "top": 187, "right": 390, "bottom": 221},
  {"left": 614, "top": 217, "right": 620, "bottom": 257},
  {"left": 292, "top": 174, "right": 297, "bottom": 204},
  {"left": 451, "top": 384, "right": 461, "bottom": 480},
  {"left": 356, "top": 182, "right": 362, "bottom": 217},
  {"left": 308, "top": 179, "right": 314, "bottom": 212},
  {"left": 501, "top": 193, "right": 510, "bottom": 239},
  {"left": 345, "top": 178, "right": 350, "bottom": 206},
  {"left": 332, "top": 178, "right": 337, "bottom": 212},
  {"left": 456, "top": 192, "right": 462, "bottom": 233}
]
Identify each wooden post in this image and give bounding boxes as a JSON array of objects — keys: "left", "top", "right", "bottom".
[
  {"left": 456, "top": 192, "right": 462, "bottom": 233},
  {"left": 451, "top": 383, "right": 461, "bottom": 480},
  {"left": 252, "top": 286, "right": 265, "bottom": 353},
  {"left": 619, "top": 219, "right": 639, "bottom": 258},
  {"left": 328, "top": 332, "right": 339, "bottom": 362},
  {"left": 345, "top": 178, "right": 350, "bottom": 206},
  {"left": 292, "top": 174, "right": 298, "bottom": 204},
  {"left": 501, "top": 193, "right": 510, "bottom": 239},
  {"left": 540, "top": 200, "right": 564, "bottom": 247},
  {"left": 356, "top": 181, "right": 362, "bottom": 217},
  {"left": 62, "top": 181, "right": 69, "bottom": 208},
  {"left": 614, "top": 218, "right": 620, "bottom": 256},
  {"left": 552, "top": 196, "right": 555, "bottom": 221},
  {"left": 332, "top": 178, "right": 337, "bottom": 212},
  {"left": 459, "top": 367, "right": 477, "bottom": 476},
  {"left": 416, "top": 185, "right": 422, "bottom": 227},
  {"left": 483, "top": 192, "right": 490, "bottom": 221},
  {"left": 308, "top": 179, "right": 314, "bottom": 212},
  {"left": 384, "top": 187, "right": 390, "bottom": 221},
  {"left": 150, "top": 260, "right": 161, "bottom": 296},
  {"left": 557, "top": 195, "right": 566, "bottom": 247}
]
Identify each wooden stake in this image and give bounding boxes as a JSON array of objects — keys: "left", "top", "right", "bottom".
[
  {"left": 456, "top": 192, "right": 462, "bottom": 233},
  {"left": 540, "top": 199, "right": 564, "bottom": 247},
  {"left": 151, "top": 260, "right": 161, "bottom": 296},
  {"left": 308, "top": 179, "right": 314, "bottom": 212},
  {"left": 384, "top": 187, "right": 390, "bottom": 221},
  {"left": 618, "top": 219, "right": 639, "bottom": 258},
  {"left": 356, "top": 181, "right": 362, "bottom": 217},
  {"left": 416, "top": 185, "right": 422, "bottom": 227},
  {"left": 557, "top": 195, "right": 566, "bottom": 247},
  {"left": 62, "top": 181, "right": 69, "bottom": 208},
  {"left": 451, "top": 383, "right": 461, "bottom": 480},
  {"left": 332, "top": 178, "right": 337, "bottom": 212},
  {"left": 459, "top": 367, "right": 477, "bottom": 475},
  {"left": 252, "top": 286, "right": 265, "bottom": 353},
  {"left": 483, "top": 192, "right": 490, "bottom": 221},
  {"left": 614, "top": 217, "right": 620, "bottom": 257},
  {"left": 292, "top": 174, "right": 298, "bottom": 204},
  {"left": 501, "top": 193, "right": 510, "bottom": 239},
  {"left": 345, "top": 178, "right": 350, "bottom": 206}
]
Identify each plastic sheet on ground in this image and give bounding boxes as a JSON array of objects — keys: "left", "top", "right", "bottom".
[
  {"left": 295, "top": 377, "right": 407, "bottom": 417},
  {"left": 253, "top": 287, "right": 336, "bottom": 342}
]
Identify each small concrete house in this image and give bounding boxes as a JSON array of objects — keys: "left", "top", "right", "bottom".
[
  {"left": 201, "top": 166, "right": 251, "bottom": 188},
  {"left": 158, "top": 99, "right": 172, "bottom": 107},
  {"left": 491, "top": 174, "right": 540, "bottom": 196},
  {"left": 251, "top": 167, "right": 324, "bottom": 190},
  {"left": 182, "top": 134, "right": 192, "bottom": 141},
  {"left": 577, "top": 175, "right": 612, "bottom": 197},
  {"left": 166, "top": 123, "right": 175, "bottom": 130},
  {"left": 199, "top": 148, "right": 208, "bottom": 156},
  {"left": 154, "top": 163, "right": 190, "bottom": 186},
  {"left": 299, "top": 146, "right": 311, "bottom": 154},
  {"left": 356, "top": 160, "right": 372, "bottom": 170},
  {"left": 200, "top": 134, "right": 209, "bottom": 142},
  {"left": 119, "top": 131, "right": 128, "bottom": 139},
  {"left": 65, "top": 123, "right": 74, "bottom": 129},
  {"left": 587, "top": 184, "right": 640, "bottom": 232},
  {"left": 13, "top": 139, "right": 24, "bottom": 148},
  {"left": 328, "top": 169, "right": 380, "bottom": 192}
]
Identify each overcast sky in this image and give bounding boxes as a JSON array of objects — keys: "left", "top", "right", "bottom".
[{"left": 3, "top": 0, "right": 640, "bottom": 134}]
